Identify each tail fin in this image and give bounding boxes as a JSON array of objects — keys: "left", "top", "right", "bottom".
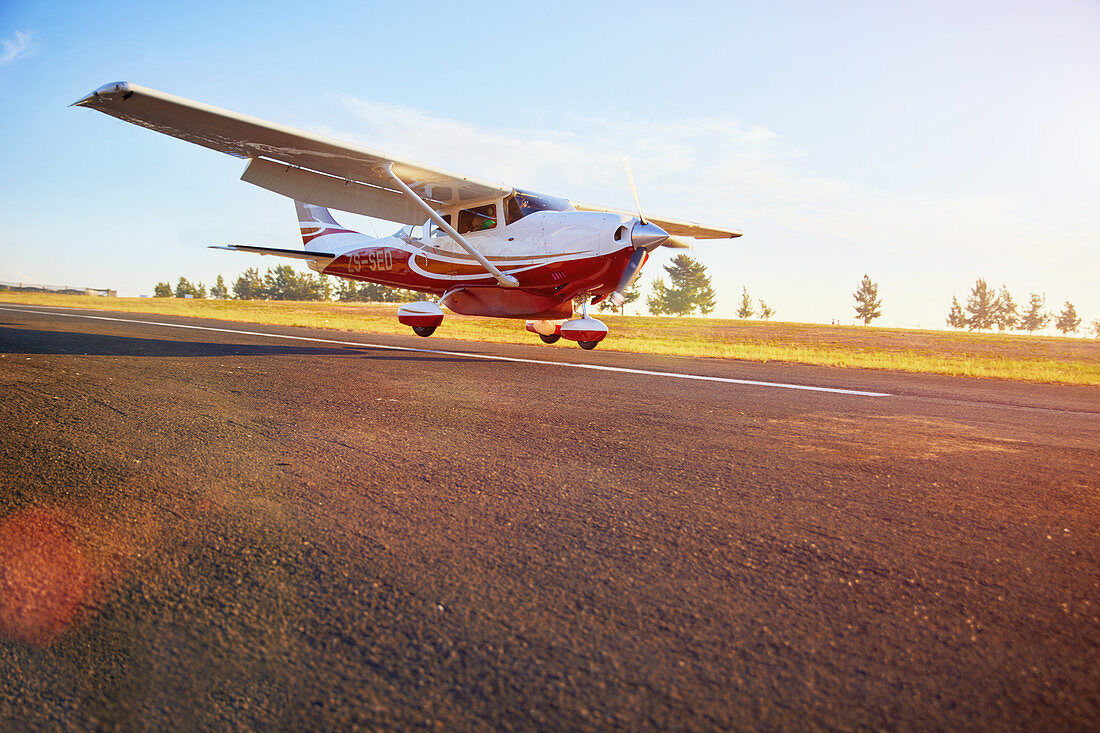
[{"left": 295, "top": 200, "right": 368, "bottom": 251}]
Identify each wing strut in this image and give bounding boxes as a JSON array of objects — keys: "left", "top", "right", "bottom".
[{"left": 385, "top": 165, "right": 519, "bottom": 288}]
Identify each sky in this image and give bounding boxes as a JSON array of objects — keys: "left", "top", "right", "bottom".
[{"left": 1, "top": 0, "right": 1098, "bottom": 331}]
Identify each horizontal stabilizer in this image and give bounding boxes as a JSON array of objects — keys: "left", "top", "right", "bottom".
[{"left": 210, "top": 245, "right": 335, "bottom": 260}]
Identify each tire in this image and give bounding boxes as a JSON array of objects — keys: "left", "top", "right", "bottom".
[
  {"left": 412, "top": 325, "right": 437, "bottom": 337},
  {"left": 578, "top": 340, "right": 599, "bottom": 350},
  {"left": 539, "top": 334, "right": 561, "bottom": 344}
]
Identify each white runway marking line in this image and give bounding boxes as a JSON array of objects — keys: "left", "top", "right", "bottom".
[{"left": 0, "top": 305, "right": 893, "bottom": 397}]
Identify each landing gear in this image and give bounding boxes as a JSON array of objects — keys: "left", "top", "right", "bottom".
[
  {"left": 560, "top": 299, "right": 609, "bottom": 350},
  {"left": 398, "top": 301, "right": 445, "bottom": 338},
  {"left": 526, "top": 319, "right": 567, "bottom": 344}
]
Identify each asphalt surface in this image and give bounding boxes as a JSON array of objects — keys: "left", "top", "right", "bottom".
[{"left": 0, "top": 303, "right": 1097, "bottom": 731}]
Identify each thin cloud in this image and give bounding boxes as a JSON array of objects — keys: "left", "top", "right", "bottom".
[
  {"left": 326, "top": 97, "right": 1064, "bottom": 257},
  {"left": 1, "top": 30, "right": 33, "bottom": 65}
]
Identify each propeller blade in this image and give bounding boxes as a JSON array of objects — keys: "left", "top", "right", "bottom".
[
  {"left": 624, "top": 157, "right": 648, "bottom": 225},
  {"left": 608, "top": 248, "right": 648, "bottom": 306}
]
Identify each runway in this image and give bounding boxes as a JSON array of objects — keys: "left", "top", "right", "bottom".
[{"left": 1, "top": 304, "right": 1097, "bottom": 729}]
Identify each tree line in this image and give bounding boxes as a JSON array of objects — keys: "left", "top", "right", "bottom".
[
  {"left": 946, "top": 278, "right": 1087, "bottom": 335},
  {"left": 154, "top": 263, "right": 1099, "bottom": 337},
  {"left": 154, "top": 265, "right": 419, "bottom": 303}
]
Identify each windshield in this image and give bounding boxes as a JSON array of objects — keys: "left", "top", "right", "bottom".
[{"left": 505, "top": 189, "right": 575, "bottom": 223}]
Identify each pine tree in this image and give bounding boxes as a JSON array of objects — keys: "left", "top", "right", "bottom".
[
  {"left": 233, "top": 268, "right": 264, "bottom": 300},
  {"left": 992, "top": 285, "right": 1018, "bottom": 331},
  {"left": 852, "top": 274, "right": 882, "bottom": 325},
  {"left": 645, "top": 255, "right": 716, "bottom": 316},
  {"left": 1055, "top": 301, "right": 1081, "bottom": 335},
  {"left": 736, "top": 286, "right": 754, "bottom": 319},
  {"left": 946, "top": 295, "right": 965, "bottom": 329},
  {"left": 1019, "top": 293, "right": 1051, "bottom": 334},
  {"left": 210, "top": 274, "right": 229, "bottom": 299},
  {"left": 964, "top": 278, "right": 996, "bottom": 331},
  {"left": 175, "top": 277, "right": 193, "bottom": 298},
  {"left": 758, "top": 299, "right": 774, "bottom": 321},
  {"left": 153, "top": 281, "right": 172, "bottom": 298}
]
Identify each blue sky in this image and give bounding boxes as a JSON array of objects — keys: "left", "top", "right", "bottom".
[{"left": 2, "top": 0, "right": 1097, "bottom": 330}]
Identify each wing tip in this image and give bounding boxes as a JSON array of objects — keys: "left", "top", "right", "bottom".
[{"left": 71, "top": 81, "right": 132, "bottom": 107}]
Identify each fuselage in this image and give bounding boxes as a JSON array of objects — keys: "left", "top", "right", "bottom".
[{"left": 307, "top": 205, "right": 642, "bottom": 318}]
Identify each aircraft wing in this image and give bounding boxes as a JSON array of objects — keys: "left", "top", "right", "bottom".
[
  {"left": 73, "top": 82, "right": 510, "bottom": 225},
  {"left": 570, "top": 202, "right": 742, "bottom": 239},
  {"left": 210, "top": 245, "right": 335, "bottom": 261}
]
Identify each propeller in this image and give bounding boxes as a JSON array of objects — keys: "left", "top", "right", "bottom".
[
  {"left": 608, "top": 159, "right": 672, "bottom": 306},
  {"left": 624, "top": 158, "right": 647, "bottom": 225}
]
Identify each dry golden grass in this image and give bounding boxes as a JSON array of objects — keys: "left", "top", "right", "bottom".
[{"left": 3, "top": 292, "right": 1098, "bottom": 386}]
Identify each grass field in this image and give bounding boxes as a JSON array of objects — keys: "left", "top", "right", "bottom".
[{"left": 2, "top": 292, "right": 1098, "bottom": 386}]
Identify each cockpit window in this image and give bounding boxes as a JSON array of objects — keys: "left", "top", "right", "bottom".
[
  {"left": 457, "top": 203, "right": 497, "bottom": 234},
  {"left": 427, "top": 213, "right": 452, "bottom": 239},
  {"left": 504, "top": 189, "right": 575, "bottom": 223}
]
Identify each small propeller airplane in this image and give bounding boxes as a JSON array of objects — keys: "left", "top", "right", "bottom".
[{"left": 74, "top": 82, "right": 741, "bottom": 349}]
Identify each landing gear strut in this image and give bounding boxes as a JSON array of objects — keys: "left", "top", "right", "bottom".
[{"left": 559, "top": 298, "right": 609, "bottom": 350}]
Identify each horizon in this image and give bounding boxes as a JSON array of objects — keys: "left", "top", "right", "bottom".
[{"left": 2, "top": 1, "right": 1097, "bottom": 331}]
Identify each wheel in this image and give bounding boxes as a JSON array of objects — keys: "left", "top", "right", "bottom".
[
  {"left": 412, "top": 325, "right": 437, "bottom": 337},
  {"left": 578, "top": 340, "right": 599, "bottom": 350},
  {"left": 539, "top": 333, "right": 561, "bottom": 344}
]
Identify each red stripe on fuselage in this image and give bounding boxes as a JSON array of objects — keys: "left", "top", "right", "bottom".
[{"left": 321, "top": 246, "right": 637, "bottom": 300}]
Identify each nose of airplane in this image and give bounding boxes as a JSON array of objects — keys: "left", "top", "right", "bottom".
[{"left": 630, "top": 220, "right": 669, "bottom": 250}]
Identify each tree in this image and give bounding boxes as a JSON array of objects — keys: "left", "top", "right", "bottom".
[
  {"left": 646, "top": 279, "right": 678, "bottom": 316},
  {"left": 1055, "top": 301, "right": 1081, "bottom": 335},
  {"left": 319, "top": 274, "right": 334, "bottom": 302},
  {"left": 991, "top": 285, "right": 1018, "bottom": 331},
  {"left": 334, "top": 277, "right": 417, "bottom": 303},
  {"left": 175, "top": 277, "right": 203, "bottom": 299},
  {"left": 697, "top": 279, "right": 717, "bottom": 316},
  {"left": 852, "top": 274, "right": 882, "bottom": 325},
  {"left": 645, "top": 255, "right": 716, "bottom": 316},
  {"left": 153, "top": 281, "right": 172, "bottom": 298},
  {"left": 233, "top": 268, "right": 265, "bottom": 300},
  {"left": 946, "top": 295, "right": 965, "bottom": 329},
  {"left": 758, "top": 299, "right": 774, "bottom": 321},
  {"left": 1019, "top": 293, "right": 1051, "bottom": 334},
  {"left": 336, "top": 278, "right": 359, "bottom": 302},
  {"left": 263, "top": 264, "right": 324, "bottom": 301},
  {"left": 736, "top": 286, "right": 754, "bottom": 319},
  {"left": 1090, "top": 319, "right": 1100, "bottom": 339},
  {"left": 210, "top": 274, "right": 229, "bottom": 299},
  {"left": 964, "top": 278, "right": 996, "bottom": 331}
]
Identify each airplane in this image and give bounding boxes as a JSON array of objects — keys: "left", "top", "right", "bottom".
[{"left": 73, "top": 82, "right": 741, "bottom": 349}]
